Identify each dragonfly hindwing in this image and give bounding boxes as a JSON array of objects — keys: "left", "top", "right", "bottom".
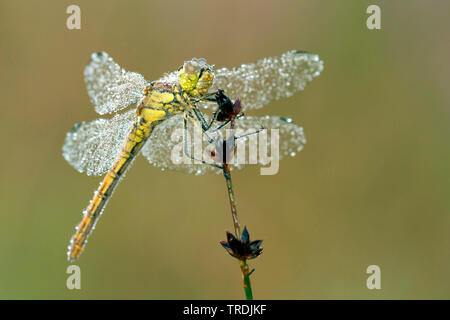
[
  {"left": 142, "top": 114, "right": 306, "bottom": 175},
  {"left": 62, "top": 109, "right": 137, "bottom": 176}
]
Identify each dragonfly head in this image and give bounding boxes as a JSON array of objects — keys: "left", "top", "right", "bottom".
[{"left": 178, "top": 58, "right": 214, "bottom": 97}]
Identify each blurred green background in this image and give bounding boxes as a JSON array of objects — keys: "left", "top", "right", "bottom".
[{"left": 0, "top": 0, "right": 448, "bottom": 299}]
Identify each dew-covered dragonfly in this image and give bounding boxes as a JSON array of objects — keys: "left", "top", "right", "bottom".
[{"left": 63, "top": 50, "right": 323, "bottom": 261}]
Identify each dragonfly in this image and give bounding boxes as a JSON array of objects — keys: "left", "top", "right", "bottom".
[{"left": 63, "top": 50, "right": 324, "bottom": 261}]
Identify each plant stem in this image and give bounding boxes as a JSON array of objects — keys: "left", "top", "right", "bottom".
[
  {"left": 223, "top": 164, "right": 241, "bottom": 238},
  {"left": 222, "top": 163, "right": 253, "bottom": 300},
  {"left": 240, "top": 260, "right": 253, "bottom": 300}
]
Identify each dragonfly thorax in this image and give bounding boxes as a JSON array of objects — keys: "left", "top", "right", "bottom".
[
  {"left": 178, "top": 58, "right": 214, "bottom": 97},
  {"left": 137, "top": 87, "right": 187, "bottom": 123},
  {"left": 137, "top": 58, "right": 215, "bottom": 124}
]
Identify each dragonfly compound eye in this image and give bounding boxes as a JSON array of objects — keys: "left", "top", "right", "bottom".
[
  {"left": 183, "top": 60, "right": 201, "bottom": 75},
  {"left": 179, "top": 59, "right": 214, "bottom": 96}
]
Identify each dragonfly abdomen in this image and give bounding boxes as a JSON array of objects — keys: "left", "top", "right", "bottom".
[{"left": 67, "top": 116, "right": 155, "bottom": 261}]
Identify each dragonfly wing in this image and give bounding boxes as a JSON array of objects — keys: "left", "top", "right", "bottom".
[
  {"left": 142, "top": 114, "right": 306, "bottom": 175},
  {"left": 142, "top": 114, "right": 222, "bottom": 175},
  {"left": 211, "top": 50, "right": 323, "bottom": 111},
  {"left": 84, "top": 52, "right": 149, "bottom": 115},
  {"left": 223, "top": 115, "right": 306, "bottom": 170},
  {"left": 62, "top": 109, "right": 137, "bottom": 176}
]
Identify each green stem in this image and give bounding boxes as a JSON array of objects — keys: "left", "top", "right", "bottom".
[{"left": 240, "top": 260, "right": 253, "bottom": 300}]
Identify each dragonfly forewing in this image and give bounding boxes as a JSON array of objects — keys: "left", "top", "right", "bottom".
[
  {"left": 209, "top": 50, "right": 323, "bottom": 111},
  {"left": 84, "top": 52, "right": 149, "bottom": 115}
]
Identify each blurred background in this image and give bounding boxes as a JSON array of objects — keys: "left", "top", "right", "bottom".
[{"left": 0, "top": 0, "right": 449, "bottom": 299}]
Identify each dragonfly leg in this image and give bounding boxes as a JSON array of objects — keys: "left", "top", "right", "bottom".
[
  {"left": 189, "top": 90, "right": 227, "bottom": 132},
  {"left": 202, "top": 97, "right": 217, "bottom": 102},
  {"left": 210, "top": 113, "right": 246, "bottom": 133},
  {"left": 191, "top": 105, "right": 219, "bottom": 132},
  {"left": 187, "top": 110, "right": 217, "bottom": 144},
  {"left": 190, "top": 90, "right": 221, "bottom": 104},
  {"left": 234, "top": 126, "right": 265, "bottom": 140},
  {"left": 183, "top": 114, "right": 223, "bottom": 169}
]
